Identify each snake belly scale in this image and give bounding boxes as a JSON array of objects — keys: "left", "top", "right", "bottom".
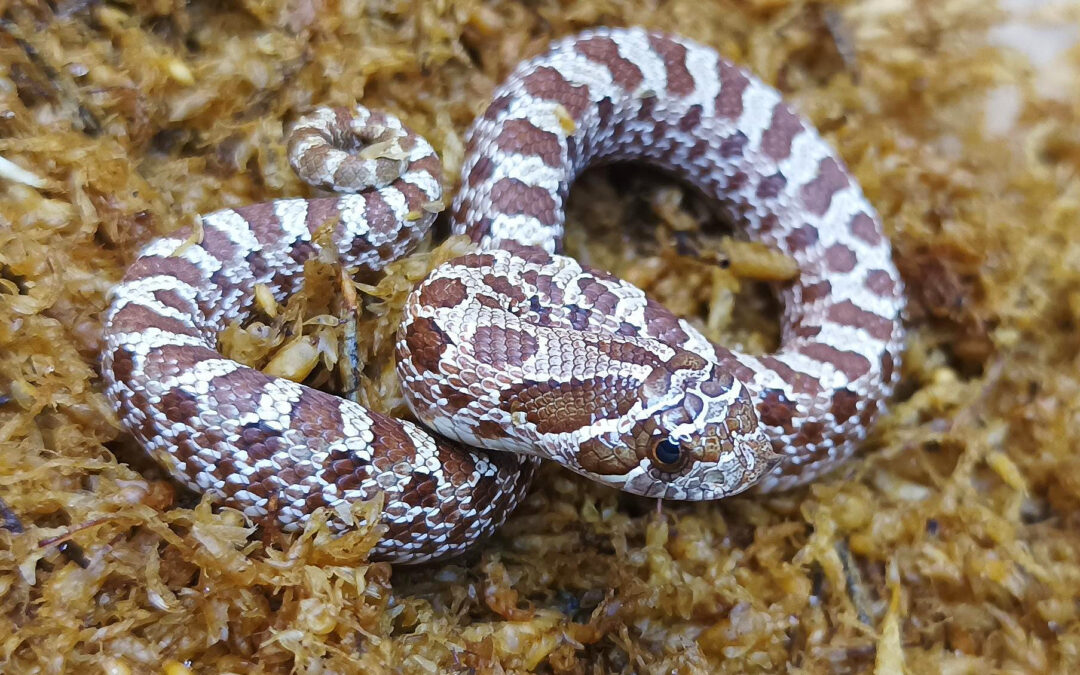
[{"left": 101, "top": 28, "right": 905, "bottom": 564}]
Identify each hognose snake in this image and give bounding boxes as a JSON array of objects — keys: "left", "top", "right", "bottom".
[{"left": 101, "top": 27, "right": 905, "bottom": 564}]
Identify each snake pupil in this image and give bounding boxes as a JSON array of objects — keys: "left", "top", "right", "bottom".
[{"left": 653, "top": 438, "right": 682, "bottom": 468}]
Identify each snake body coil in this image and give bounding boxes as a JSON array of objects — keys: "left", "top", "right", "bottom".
[{"left": 102, "top": 28, "right": 905, "bottom": 564}]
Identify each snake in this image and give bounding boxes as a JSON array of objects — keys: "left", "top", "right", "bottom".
[{"left": 101, "top": 27, "right": 905, "bottom": 564}]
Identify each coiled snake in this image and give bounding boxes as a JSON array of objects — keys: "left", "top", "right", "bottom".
[{"left": 102, "top": 27, "right": 905, "bottom": 564}]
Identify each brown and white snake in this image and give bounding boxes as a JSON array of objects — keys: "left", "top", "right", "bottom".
[{"left": 101, "top": 27, "right": 905, "bottom": 564}]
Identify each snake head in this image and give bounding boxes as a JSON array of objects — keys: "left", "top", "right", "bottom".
[{"left": 585, "top": 351, "right": 782, "bottom": 500}]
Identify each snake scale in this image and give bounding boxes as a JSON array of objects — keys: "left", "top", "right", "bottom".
[{"left": 101, "top": 27, "right": 905, "bottom": 564}]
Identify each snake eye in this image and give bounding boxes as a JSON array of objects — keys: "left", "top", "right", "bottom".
[{"left": 650, "top": 437, "right": 687, "bottom": 472}]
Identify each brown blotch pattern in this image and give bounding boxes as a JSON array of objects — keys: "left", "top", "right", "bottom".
[
  {"left": 467, "top": 156, "right": 495, "bottom": 188},
  {"left": 198, "top": 221, "right": 243, "bottom": 266},
  {"left": 679, "top": 104, "right": 704, "bottom": 133},
  {"left": 534, "top": 273, "right": 564, "bottom": 305},
  {"left": 756, "top": 172, "right": 787, "bottom": 200},
  {"left": 472, "top": 325, "right": 540, "bottom": 368},
  {"left": 358, "top": 190, "right": 398, "bottom": 238},
  {"left": 476, "top": 295, "right": 502, "bottom": 310},
  {"left": 483, "top": 273, "right": 527, "bottom": 304},
  {"left": 496, "top": 119, "right": 563, "bottom": 167},
  {"left": 881, "top": 351, "right": 896, "bottom": 383},
  {"left": 792, "top": 323, "right": 822, "bottom": 339},
  {"left": 760, "top": 105, "right": 803, "bottom": 161},
  {"left": 290, "top": 391, "right": 344, "bottom": 442},
  {"left": 827, "top": 300, "right": 896, "bottom": 340},
  {"left": 567, "top": 305, "right": 590, "bottom": 330},
  {"left": 400, "top": 472, "right": 440, "bottom": 509},
  {"left": 418, "top": 276, "right": 468, "bottom": 309},
  {"left": 786, "top": 224, "right": 820, "bottom": 252},
  {"left": 521, "top": 66, "right": 591, "bottom": 120},
  {"left": 474, "top": 419, "right": 507, "bottom": 440},
  {"left": 482, "top": 94, "right": 514, "bottom": 122},
  {"left": 488, "top": 178, "right": 559, "bottom": 225},
  {"left": 301, "top": 197, "right": 341, "bottom": 238},
  {"left": 110, "top": 303, "right": 200, "bottom": 339},
  {"left": 508, "top": 375, "right": 641, "bottom": 435},
  {"left": 666, "top": 350, "right": 708, "bottom": 372},
  {"left": 643, "top": 303, "right": 690, "bottom": 345},
  {"left": 758, "top": 388, "right": 797, "bottom": 434},
  {"left": 712, "top": 347, "right": 758, "bottom": 383},
  {"left": 126, "top": 255, "right": 207, "bottom": 291},
  {"left": 407, "top": 153, "right": 442, "bottom": 182},
  {"left": 136, "top": 345, "right": 201, "bottom": 385},
  {"left": 575, "top": 36, "right": 644, "bottom": 91},
  {"left": 503, "top": 243, "right": 554, "bottom": 266},
  {"left": 802, "top": 280, "right": 833, "bottom": 304},
  {"left": 576, "top": 278, "right": 620, "bottom": 314},
  {"left": 830, "top": 389, "right": 860, "bottom": 425},
  {"left": 715, "top": 61, "right": 750, "bottom": 119},
  {"left": 759, "top": 356, "right": 825, "bottom": 396},
  {"left": 235, "top": 421, "right": 289, "bottom": 466},
  {"left": 160, "top": 389, "right": 200, "bottom": 425},
  {"left": 719, "top": 131, "right": 749, "bottom": 158},
  {"left": 850, "top": 212, "right": 882, "bottom": 245},
  {"left": 799, "top": 343, "right": 872, "bottom": 380},
  {"left": 646, "top": 34, "right": 694, "bottom": 96},
  {"left": 801, "top": 157, "right": 850, "bottom": 216},
  {"left": 392, "top": 180, "right": 428, "bottom": 219},
  {"left": 686, "top": 138, "right": 710, "bottom": 163},
  {"left": 594, "top": 339, "right": 664, "bottom": 368},
  {"left": 457, "top": 253, "right": 497, "bottom": 270},
  {"left": 866, "top": 268, "right": 898, "bottom": 297},
  {"left": 153, "top": 288, "right": 195, "bottom": 315},
  {"left": 404, "top": 317, "right": 453, "bottom": 374},
  {"left": 794, "top": 420, "right": 825, "bottom": 446},
  {"left": 699, "top": 369, "right": 736, "bottom": 397},
  {"left": 825, "top": 243, "right": 858, "bottom": 273},
  {"left": 198, "top": 366, "right": 269, "bottom": 416},
  {"left": 235, "top": 202, "right": 283, "bottom": 245},
  {"left": 109, "top": 347, "right": 136, "bottom": 385}
]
